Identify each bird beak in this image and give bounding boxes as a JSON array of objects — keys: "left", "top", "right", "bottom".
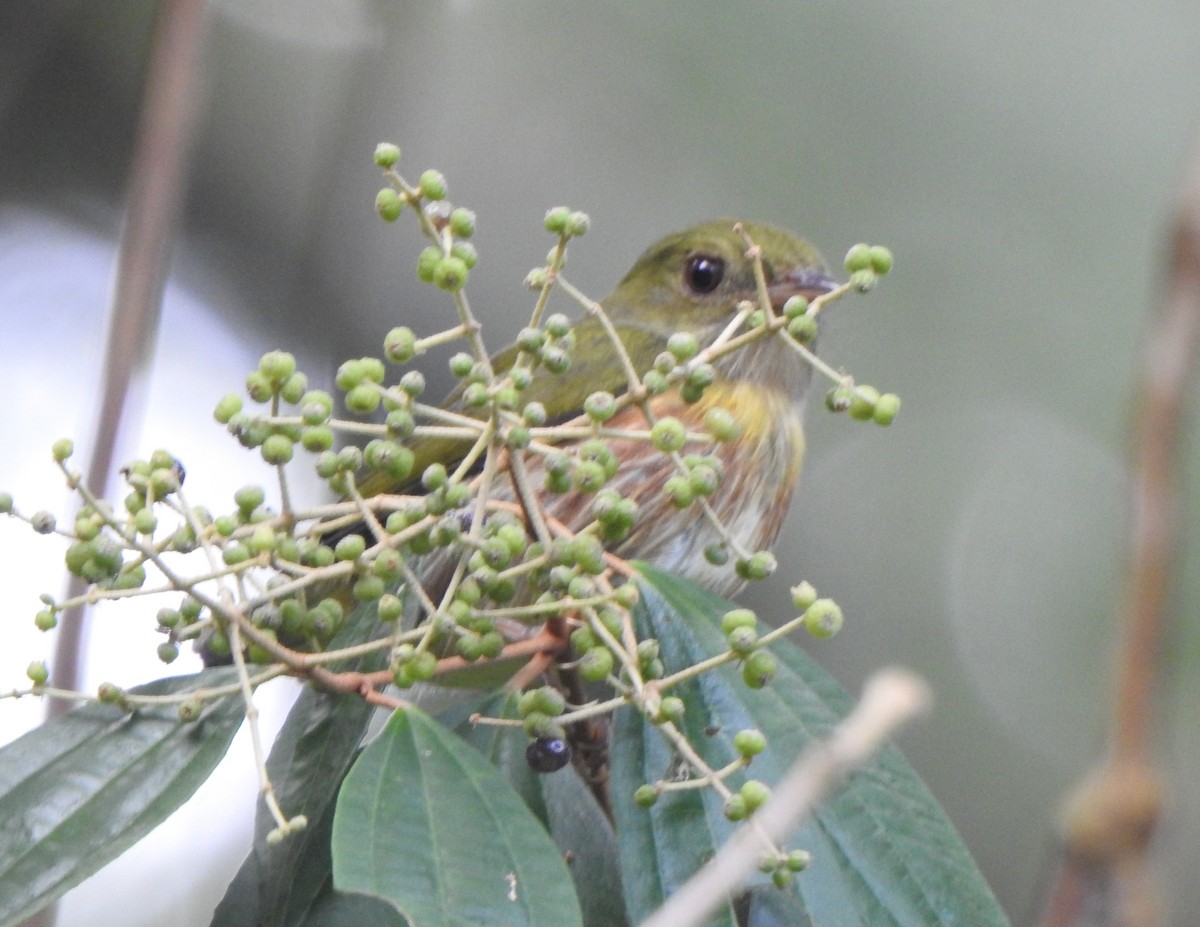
[{"left": 769, "top": 267, "right": 839, "bottom": 311}]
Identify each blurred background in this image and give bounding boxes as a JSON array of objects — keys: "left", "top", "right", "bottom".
[{"left": 2, "top": 1, "right": 1200, "bottom": 924}]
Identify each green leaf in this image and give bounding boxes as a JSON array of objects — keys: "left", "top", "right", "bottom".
[
  {"left": 451, "top": 693, "right": 630, "bottom": 927},
  {"left": 331, "top": 704, "right": 583, "bottom": 927},
  {"left": 0, "top": 668, "right": 244, "bottom": 927},
  {"left": 612, "top": 564, "right": 1010, "bottom": 927}
]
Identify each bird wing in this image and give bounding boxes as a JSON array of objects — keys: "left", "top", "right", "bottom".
[{"left": 355, "top": 316, "right": 660, "bottom": 499}]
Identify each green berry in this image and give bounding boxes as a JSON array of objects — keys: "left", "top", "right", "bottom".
[
  {"left": 133, "top": 508, "right": 157, "bottom": 535},
  {"left": 386, "top": 408, "right": 416, "bottom": 439},
  {"left": 703, "top": 407, "right": 741, "bottom": 442},
  {"left": 344, "top": 384, "right": 381, "bottom": 415},
  {"left": 417, "top": 246, "right": 442, "bottom": 282},
  {"left": 634, "top": 784, "right": 659, "bottom": 807},
  {"left": 584, "top": 391, "right": 617, "bottom": 423},
  {"left": 384, "top": 327, "right": 418, "bottom": 363},
  {"left": 521, "top": 402, "right": 547, "bottom": 428},
  {"left": 433, "top": 255, "right": 470, "bottom": 292},
  {"left": 541, "top": 346, "right": 570, "bottom": 375},
  {"left": 867, "top": 245, "right": 894, "bottom": 275},
  {"left": 787, "top": 849, "right": 813, "bottom": 871},
  {"left": 742, "top": 651, "right": 777, "bottom": 689},
  {"left": 178, "top": 697, "right": 203, "bottom": 722},
  {"left": 772, "top": 869, "right": 794, "bottom": 889},
  {"left": 787, "top": 314, "right": 818, "bottom": 344},
  {"left": 0, "top": 492, "right": 13, "bottom": 514},
  {"left": 531, "top": 686, "right": 567, "bottom": 716},
  {"left": 350, "top": 574, "right": 383, "bottom": 602},
  {"left": 565, "top": 211, "right": 590, "bottom": 237},
  {"left": 335, "top": 359, "right": 366, "bottom": 390},
  {"left": 377, "top": 593, "right": 403, "bottom": 623},
  {"left": 449, "top": 207, "right": 476, "bottom": 238},
  {"left": 684, "top": 362, "right": 716, "bottom": 391},
  {"left": 517, "top": 327, "right": 546, "bottom": 354},
  {"left": 448, "top": 352, "right": 474, "bottom": 378},
  {"left": 52, "top": 438, "right": 74, "bottom": 462},
  {"left": 261, "top": 434, "right": 294, "bottom": 465},
  {"left": 97, "top": 682, "right": 125, "bottom": 704},
  {"left": 687, "top": 464, "right": 719, "bottom": 496},
  {"left": 784, "top": 579, "right": 816, "bottom": 610},
  {"left": 850, "top": 268, "right": 878, "bottom": 292},
  {"left": 222, "top": 543, "right": 251, "bottom": 566},
  {"left": 544, "top": 206, "right": 570, "bottom": 234},
  {"left": 244, "top": 370, "right": 274, "bottom": 403},
  {"left": 213, "top": 391, "right": 243, "bottom": 422},
  {"left": 31, "top": 511, "right": 56, "bottom": 535},
  {"left": 258, "top": 350, "right": 296, "bottom": 384},
  {"left": 844, "top": 243, "right": 872, "bottom": 273},
  {"left": 650, "top": 417, "right": 687, "bottom": 453},
  {"left": 721, "top": 608, "right": 757, "bottom": 635},
  {"left": 373, "top": 142, "right": 401, "bottom": 168},
  {"left": 334, "top": 534, "right": 366, "bottom": 562},
  {"left": 804, "top": 598, "right": 844, "bottom": 638},
  {"left": 740, "top": 779, "right": 771, "bottom": 812},
  {"left": 280, "top": 372, "right": 308, "bottom": 404},
  {"left": 572, "top": 459, "right": 607, "bottom": 493},
  {"left": 451, "top": 240, "right": 478, "bottom": 268},
  {"left": 733, "top": 728, "right": 767, "bottom": 758},
  {"left": 300, "top": 390, "right": 333, "bottom": 424},
  {"left": 418, "top": 169, "right": 447, "bottom": 200},
  {"left": 421, "top": 462, "right": 447, "bottom": 491},
  {"left": 300, "top": 426, "right": 334, "bottom": 452},
  {"left": 544, "top": 313, "right": 572, "bottom": 338},
  {"left": 26, "top": 660, "right": 48, "bottom": 685},
  {"left": 642, "top": 369, "right": 669, "bottom": 396},
  {"left": 782, "top": 295, "right": 810, "bottom": 318},
  {"left": 657, "top": 696, "right": 685, "bottom": 724},
  {"left": 873, "top": 393, "right": 901, "bottom": 426},
  {"left": 735, "top": 551, "right": 776, "bottom": 581},
  {"left": 825, "top": 384, "right": 854, "bottom": 413},
  {"left": 375, "top": 187, "right": 402, "bottom": 221},
  {"left": 667, "top": 331, "right": 699, "bottom": 361},
  {"left": 727, "top": 625, "right": 759, "bottom": 656},
  {"left": 579, "top": 647, "right": 614, "bottom": 682},
  {"left": 157, "top": 642, "right": 179, "bottom": 664},
  {"left": 234, "top": 484, "right": 266, "bottom": 513},
  {"left": 664, "top": 475, "right": 693, "bottom": 508},
  {"left": 399, "top": 370, "right": 425, "bottom": 397},
  {"left": 724, "top": 794, "right": 748, "bottom": 822},
  {"left": 848, "top": 385, "right": 880, "bottom": 422}
]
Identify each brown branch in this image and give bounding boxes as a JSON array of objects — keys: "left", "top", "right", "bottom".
[
  {"left": 49, "top": 0, "right": 208, "bottom": 718},
  {"left": 1035, "top": 131, "right": 1200, "bottom": 927}
]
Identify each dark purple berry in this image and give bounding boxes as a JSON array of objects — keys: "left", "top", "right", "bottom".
[{"left": 525, "top": 737, "right": 571, "bottom": 773}]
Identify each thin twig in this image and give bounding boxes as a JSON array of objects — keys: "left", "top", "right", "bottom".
[
  {"left": 638, "top": 669, "right": 931, "bottom": 927},
  {"left": 1036, "top": 131, "right": 1200, "bottom": 927}
]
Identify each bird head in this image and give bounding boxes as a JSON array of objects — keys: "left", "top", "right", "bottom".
[{"left": 602, "top": 220, "right": 837, "bottom": 393}]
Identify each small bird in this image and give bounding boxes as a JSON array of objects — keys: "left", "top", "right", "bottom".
[{"left": 356, "top": 219, "right": 836, "bottom": 600}]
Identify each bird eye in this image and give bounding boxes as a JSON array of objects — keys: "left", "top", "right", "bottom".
[{"left": 684, "top": 254, "right": 725, "bottom": 295}]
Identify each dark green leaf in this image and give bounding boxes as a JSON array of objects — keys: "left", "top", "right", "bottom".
[
  {"left": 299, "top": 887, "right": 409, "bottom": 927},
  {"left": 0, "top": 669, "right": 244, "bottom": 927},
  {"left": 332, "top": 704, "right": 583, "bottom": 927},
  {"left": 451, "top": 693, "right": 630, "bottom": 927},
  {"left": 742, "top": 886, "right": 816, "bottom": 927},
  {"left": 612, "top": 564, "right": 1009, "bottom": 927}
]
